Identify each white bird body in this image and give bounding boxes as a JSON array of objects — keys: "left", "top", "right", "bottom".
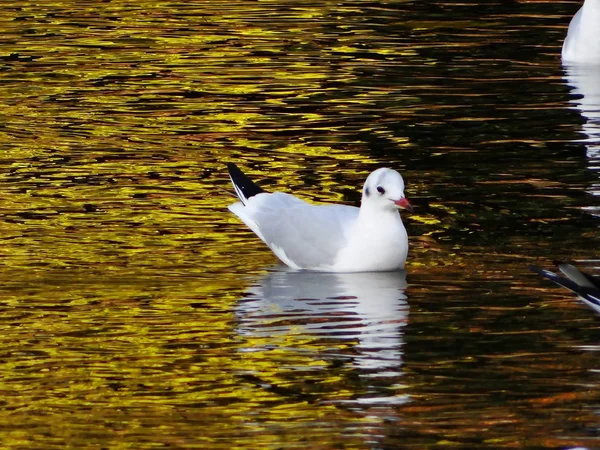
[
  {"left": 562, "top": 0, "right": 600, "bottom": 64},
  {"left": 227, "top": 164, "right": 412, "bottom": 272},
  {"left": 332, "top": 202, "right": 408, "bottom": 272}
]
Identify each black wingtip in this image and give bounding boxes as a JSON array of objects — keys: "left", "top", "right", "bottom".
[
  {"left": 227, "top": 162, "right": 265, "bottom": 203},
  {"left": 531, "top": 264, "right": 588, "bottom": 294},
  {"left": 529, "top": 265, "right": 546, "bottom": 277},
  {"left": 226, "top": 162, "right": 240, "bottom": 174},
  {"left": 532, "top": 262, "right": 600, "bottom": 314}
]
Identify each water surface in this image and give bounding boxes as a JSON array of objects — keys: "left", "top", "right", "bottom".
[{"left": 1, "top": 0, "right": 600, "bottom": 448}]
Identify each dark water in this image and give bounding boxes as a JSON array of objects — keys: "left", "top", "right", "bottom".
[{"left": 1, "top": 0, "right": 600, "bottom": 448}]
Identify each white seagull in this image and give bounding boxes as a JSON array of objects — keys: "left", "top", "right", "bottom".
[
  {"left": 227, "top": 163, "right": 413, "bottom": 272},
  {"left": 531, "top": 262, "right": 600, "bottom": 313},
  {"left": 562, "top": 0, "right": 600, "bottom": 64}
]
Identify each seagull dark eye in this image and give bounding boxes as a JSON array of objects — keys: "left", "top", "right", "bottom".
[{"left": 376, "top": 186, "right": 385, "bottom": 195}]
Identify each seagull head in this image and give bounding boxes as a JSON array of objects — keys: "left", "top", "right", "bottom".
[{"left": 361, "top": 168, "right": 413, "bottom": 212}]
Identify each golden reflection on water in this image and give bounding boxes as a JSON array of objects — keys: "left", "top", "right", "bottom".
[{"left": 1, "top": 0, "right": 600, "bottom": 448}]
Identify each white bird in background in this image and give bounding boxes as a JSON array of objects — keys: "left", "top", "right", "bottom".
[
  {"left": 531, "top": 263, "right": 600, "bottom": 313},
  {"left": 227, "top": 163, "right": 413, "bottom": 272},
  {"left": 562, "top": 0, "right": 600, "bottom": 64}
]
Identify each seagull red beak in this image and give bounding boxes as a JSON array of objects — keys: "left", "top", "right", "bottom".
[{"left": 393, "top": 197, "right": 413, "bottom": 212}]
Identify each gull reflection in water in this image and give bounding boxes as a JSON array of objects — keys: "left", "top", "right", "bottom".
[
  {"left": 564, "top": 64, "right": 600, "bottom": 215},
  {"left": 236, "top": 268, "right": 408, "bottom": 383}
]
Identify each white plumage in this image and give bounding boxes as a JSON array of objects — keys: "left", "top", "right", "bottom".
[
  {"left": 562, "top": 0, "right": 600, "bottom": 64},
  {"left": 227, "top": 163, "right": 412, "bottom": 272}
]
